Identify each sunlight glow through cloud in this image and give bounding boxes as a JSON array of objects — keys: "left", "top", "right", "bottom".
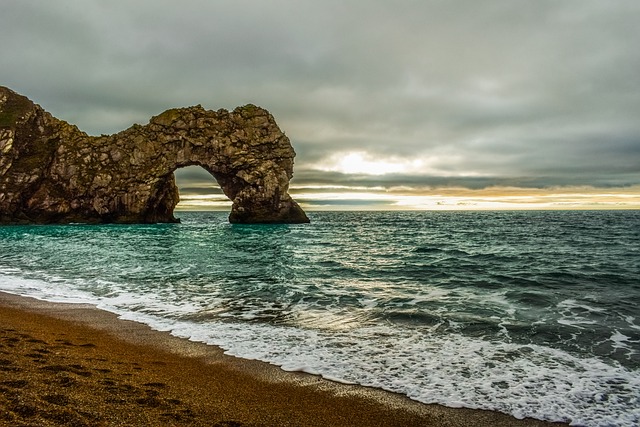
[{"left": 316, "top": 152, "right": 428, "bottom": 175}]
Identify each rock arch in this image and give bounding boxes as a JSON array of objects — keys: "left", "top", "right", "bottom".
[{"left": 0, "top": 86, "right": 309, "bottom": 224}]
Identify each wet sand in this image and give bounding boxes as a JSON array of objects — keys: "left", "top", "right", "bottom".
[{"left": 0, "top": 292, "right": 565, "bottom": 426}]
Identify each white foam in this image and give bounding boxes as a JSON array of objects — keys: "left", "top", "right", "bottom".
[
  {"left": 1, "top": 272, "right": 638, "bottom": 426},
  {"left": 610, "top": 331, "right": 631, "bottom": 350},
  {"left": 624, "top": 316, "right": 640, "bottom": 331},
  {"left": 557, "top": 318, "right": 598, "bottom": 327},
  {"left": 558, "top": 299, "right": 606, "bottom": 313},
  {"left": 609, "top": 330, "right": 638, "bottom": 362},
  {"left": 0, "top": 272, "right": 97, "bottom": 304},
  {"left": 115, "top": 309, "right": 640, "bottom": 427}
]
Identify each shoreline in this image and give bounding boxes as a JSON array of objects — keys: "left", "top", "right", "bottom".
[{"left": 0, "top": 292, "right": 565, "bottom": 426}]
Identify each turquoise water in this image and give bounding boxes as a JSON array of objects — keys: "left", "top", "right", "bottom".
[{"left": 1, "top": 211, "right": 639, "bottom": 426}]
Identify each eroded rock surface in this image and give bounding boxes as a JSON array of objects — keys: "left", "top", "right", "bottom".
[{"left": 0, "top": 86, "right": 309, "bottom": 224}]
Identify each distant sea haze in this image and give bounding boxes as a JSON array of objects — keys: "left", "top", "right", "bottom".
[{"left": 1, "top": 210, "right": 638, "bottom": 426}]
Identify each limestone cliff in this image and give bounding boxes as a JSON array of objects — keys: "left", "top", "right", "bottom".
[{"left": 0, "top": 86, "right": 309, "bottom": 224}]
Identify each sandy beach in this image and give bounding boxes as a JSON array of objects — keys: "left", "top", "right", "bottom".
[{"left": 0, "top": 292, "right": 565, "bottom": 426}]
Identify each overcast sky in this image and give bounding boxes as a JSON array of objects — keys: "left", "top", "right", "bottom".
[{"left": 2, "top": 0, "right": 639, "bottom": 209}]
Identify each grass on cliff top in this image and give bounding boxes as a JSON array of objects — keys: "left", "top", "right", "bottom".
[{"left": 0, "top": 92, "right": 33, "bottom": 127}]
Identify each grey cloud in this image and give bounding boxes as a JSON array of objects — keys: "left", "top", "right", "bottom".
[
  {"left": 2, "top": 0, "right": 639, "bottom": 192},
  {"left": 174, "top": 167, "right": 223, "bottom": 195},
  {"left": 291, "top": 170, "right": 639, "bottom": 190}
]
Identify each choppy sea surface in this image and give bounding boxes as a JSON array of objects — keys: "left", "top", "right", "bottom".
[{"left": 0, "top": 210, "right": 638, "bottom": 426}]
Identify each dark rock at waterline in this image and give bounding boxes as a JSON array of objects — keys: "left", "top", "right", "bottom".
[{"left": 0, "top": 86, "right": 309, "bottom": 224}]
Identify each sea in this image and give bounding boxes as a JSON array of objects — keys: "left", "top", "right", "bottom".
[{"left": 0, "top": 210, "right": 638, "bottom": 426}]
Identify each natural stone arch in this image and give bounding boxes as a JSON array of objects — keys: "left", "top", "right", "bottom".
[{"left": 0, "top": 86, "right": 309, "bottom": 224}]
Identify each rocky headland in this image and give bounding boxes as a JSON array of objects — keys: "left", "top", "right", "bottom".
[{"left": 0, "top": 86, "right": 308, "bottom": 224}]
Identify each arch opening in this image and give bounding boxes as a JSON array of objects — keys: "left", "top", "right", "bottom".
[{"left": 174, "top": 165, "right": 231, "bottom": 212}]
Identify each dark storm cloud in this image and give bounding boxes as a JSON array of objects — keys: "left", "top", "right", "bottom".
[{"left": 2, "top": 0, "right": 639, "bottom": 192}]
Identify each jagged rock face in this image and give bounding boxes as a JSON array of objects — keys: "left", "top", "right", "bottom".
[{"left": 0, "top": 86, "right": 309, "bottom": 224}]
